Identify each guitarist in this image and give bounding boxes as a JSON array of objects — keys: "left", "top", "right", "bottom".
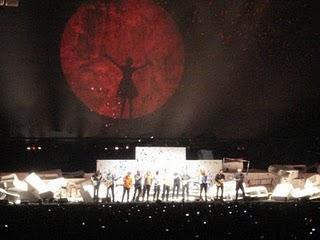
[
  {"left": 234, "top": 168, "right": 246, "bottom": 201},
  {"left": 214, "top": 169, "right": 225, "bottom": 200},
  {"left": 181, "top": 171, "right": 191, "bottom": 201},
  {"left": 199, "top": 170, "right": 208, "bottom": 201},
  {"left": 142, "top": 171, "right": 153, "bottom": 202},
  {"left": 132, "top": 170, "right": 142, "bottom": 202},
  {"left": 91, "top": 170, "right": 102, "bottom": 202},
  {"left": 104, "top": 170, "right": 120, "bottom": 202}
]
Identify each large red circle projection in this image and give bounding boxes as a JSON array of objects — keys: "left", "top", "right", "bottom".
[{"left": 60, "top": 0, "right": 184, "bottom": 119}]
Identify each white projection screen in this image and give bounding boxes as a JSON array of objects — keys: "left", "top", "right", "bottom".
[
  {"left": 97, "top": 159, "right": 136, "bottom": 178},
  {"left": 97, "top": 147, "right": 222, "bottom": 179},
  {"left": 135, "top": 147, "right": 186, "bottom": 174}
]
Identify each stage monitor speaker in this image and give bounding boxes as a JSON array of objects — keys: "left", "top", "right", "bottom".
[
  {"left": 79, "top": 188, "right": 93, "bottom": 203},
  {"left": 102, "top": 197, "right": 111, "bottom": 203}
]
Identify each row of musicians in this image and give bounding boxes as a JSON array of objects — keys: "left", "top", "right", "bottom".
[{"left": 91, "top": 169, "right": 245, "bottom": 202}]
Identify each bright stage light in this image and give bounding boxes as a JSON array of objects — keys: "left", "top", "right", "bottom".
[
  {"left": 13, "top": 174, "right": 28, "bottom": 191},
  {"left": 305, "top": 174, "right": 320, "bottom": 187},
  {"left": 46, "top": 177, "right": 67, "bottom": 193},
  {"left": 291, "top": 176, "right": 320, "bottom": 199},
  {"left": 271, "top": 182, "right": 294, "bottom": 200},
  {"left": 25, "top": 172, "right": 49, "bottom": 194}
]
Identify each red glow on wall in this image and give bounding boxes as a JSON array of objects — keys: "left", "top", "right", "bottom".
[{"left": 60, "top": 0, "right": 184, "bottom": 119}]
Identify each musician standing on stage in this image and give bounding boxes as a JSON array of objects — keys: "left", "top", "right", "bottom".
[
  {"left": 105, "top": 170, "right": 118, "bottom": 202},
  {"left": 142, "top": 171, "right": 152, "bottom": 201},
  {"left": 153, "top": 171, "right": 161, "bottom": 201},
  {"left": 172, "top": 172, "right": 181, "bottom": 200},
  {"left": 91, "top": 170, "right": 102, "bottom": 202},
  {"left": 122, "top": 172, "right": 133, "bottom": 202},
  {"left": 132, "top": 170, "right": 142, "bottom": 202},
  {"left": 162, "top": 171, "right": 171, "bottom": 202},
  {"left": 199, "top": 170, "right": 208, "bottom": 201},
  {"left": 181, "top": 171, "right": 191, "bottom": 201},
  {"left": 234, "top": 168, "right": 246, "bottom": 200},
  {"left": 214, "top": 169, "right": 225, "bottom": 200}
]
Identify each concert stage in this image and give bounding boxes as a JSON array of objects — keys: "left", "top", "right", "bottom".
[
  {"left": 0, "top": 201, "right": 319, "bottom": 239},
  {"left": 1, "top": 147, "right": 320, "bottom": 205},
  {"left": 0, "top": 145, "right": 319, "bottom": 239}
]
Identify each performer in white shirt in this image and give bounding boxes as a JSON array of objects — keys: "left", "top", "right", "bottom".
[
  {"left": 153, "top": 171, "right": 161, "bottom": 201},
  {"left": 181, "top": 171, "right": 191, "bottom": 201},
  {"left": 199, "top": 170, "right": 208, "bottom": 201},
  {"left": 162, "top": 171, "right": 171, "bottom": 202},
  {"left": 172, "top": 172, "right": 181, "bottom": 200}
]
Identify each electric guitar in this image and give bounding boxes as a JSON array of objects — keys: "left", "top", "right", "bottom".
[
  {"left": 91, "top": 177, "right": 101, "bottom": 187},
  {"left": 103, "top": 177, "right": 121, "bottom": 188},
  {"left": 215, "top": 179, "right": 224, "bottom": 187}
]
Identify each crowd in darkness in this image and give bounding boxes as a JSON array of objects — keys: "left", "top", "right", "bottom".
[{"left": 0, "top": 201, "right": 319, "bottom": 239}]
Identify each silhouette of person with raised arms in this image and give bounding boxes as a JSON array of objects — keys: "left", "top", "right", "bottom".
[{"left": 104, "top": 53, "right": 151, "bottom": 118}]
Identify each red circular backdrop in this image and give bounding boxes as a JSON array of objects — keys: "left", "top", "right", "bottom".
[{"left": 60, "top": 0, "right": 184, "bottom": 119}]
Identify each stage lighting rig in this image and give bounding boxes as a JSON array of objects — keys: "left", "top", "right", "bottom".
[{"left": 26, "top": 145, "right": 42, "bottom": 151}]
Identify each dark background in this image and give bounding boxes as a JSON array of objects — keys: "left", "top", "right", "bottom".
[{"left": 0, "top": 0, "right": 318, "bottom": 171}]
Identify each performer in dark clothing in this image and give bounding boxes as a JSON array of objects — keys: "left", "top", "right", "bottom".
[
  {"left": 234, "top": 168, "right": 246, "bottom": 200},
  {"left": 91, "top": 170, "right": 102, "bottom": 202},
  {"left": 215, "top": 169, "right": 225, "bottom": 200},
  {"left": 162, "top": 173, "right": 171, "bottom": 202},
  {"left": 181, "top": 172, "right": 191, "bottom": 201},
  {"left": 132, "top": 171, "right": 142, "bottom": 202},
  {"left": 105, "top": 170, "right": 119, "bottom": 202},
  {"left": 153, "top": 171, "right": 161, "bottom": 201},
  {"left": 142, "top": 171, "right": 152, "bottom": 201},
  {"left": 172, "top": 173, "right": 181, "bottom": 200},
  {"left": 199, "top": 170, "right": 208, "bottom": 201}
]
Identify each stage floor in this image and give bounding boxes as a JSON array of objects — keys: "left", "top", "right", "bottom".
[{"left": 0, "top": 201, "right": 319, "bottom": 239}]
